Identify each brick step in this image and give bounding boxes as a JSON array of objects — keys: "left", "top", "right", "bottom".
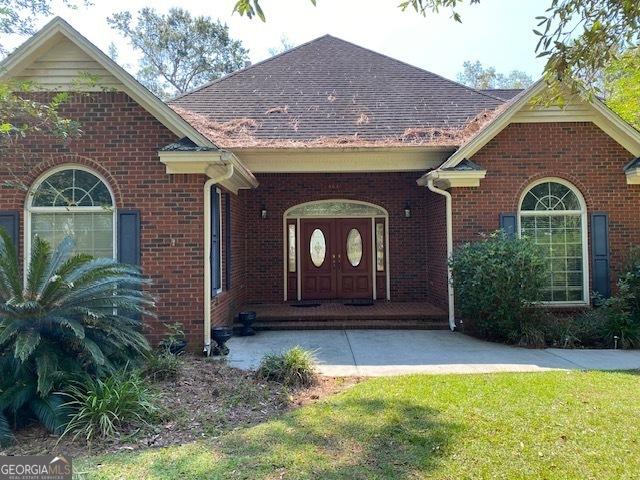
[{"left": 233, "top": 319, "right": 450, "bottom": 331}]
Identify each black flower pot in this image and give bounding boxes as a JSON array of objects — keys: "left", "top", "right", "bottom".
[
  {"left": 238, "top": 311, "right": 257, "bottom": 336},
  {"left": 211, "top": 326, "right": 233, "bottom": 356}
]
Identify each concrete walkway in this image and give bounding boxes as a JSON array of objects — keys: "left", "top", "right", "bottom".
[{"left": 227, "top": 330, "right": 640, "bottom": 376}]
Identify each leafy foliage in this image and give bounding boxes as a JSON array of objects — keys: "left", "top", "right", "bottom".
[
  {"left": 0, "top": 82, "right": 81, "bottom": 144},
  {"left": 450, "top": 231, "right": 547, "bottom": 342},
  {"left": 604, "top": 48, "right": 640, "bottom": 129},
  {"left": 61, "top": 371, "right": 160, "bottom": 442},
  {"left": 140, "top": 350, "right": 182, "bottom": 383},
  {"left": 0, "top": 231, "right": 154, "bottom": 445},
  {"left": 456, "top": 60, "right": 533, "bottom": 89},
  {"left": 257, "top": 346, "right": 317, "bottom": 388},
  {"left": 108, "top": 8, "right": 249, "bottom": 99}
]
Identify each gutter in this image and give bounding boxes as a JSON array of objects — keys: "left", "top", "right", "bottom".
[
  {"left": 203, "top": 162, "right": 234, "bottom": 355},
  {"left": 425, "top": 173, "right": 456, "bottom": 331}
]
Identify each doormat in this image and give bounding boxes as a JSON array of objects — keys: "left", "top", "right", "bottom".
[
  {"left": 344, "top": 299, "right": 374, "bottom": 307},
  {"left": 290, "top": 301, "right": 321, "bottom": 308}
]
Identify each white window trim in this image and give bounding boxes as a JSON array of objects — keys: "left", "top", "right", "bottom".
[
  {"left": 517, "top": 177, "right": 590, "bottom": 306},
  {"left": 24, "top": 164, "right": 117, "bottom": 278},
  {"left": 282, "top": 199, "right": 390, "bottom": 302}
]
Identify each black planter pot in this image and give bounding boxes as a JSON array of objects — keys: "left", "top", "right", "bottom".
[
  {"left": 211, "top": 326, "right": 233, "bottom": 356},
  {"left": 238, "top": 311, "right": 257, "bottom": 336},
  {"left": 167, "top": 339, "right": 187, "bottom": 355}
]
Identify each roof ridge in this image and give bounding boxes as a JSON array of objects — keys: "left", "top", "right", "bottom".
[
  {"left": 308, "top": 35, "right": 506, "bottom": 104},
  {"left": 169, "top": 33, "right": 504, "bottom": 105},
  {"left": 168, "top": 34, "right": 333, "bottom": 102}
]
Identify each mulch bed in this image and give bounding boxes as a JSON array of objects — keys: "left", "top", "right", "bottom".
[{"left": 1, "top": 356, "right": 359, "bottom": 458}]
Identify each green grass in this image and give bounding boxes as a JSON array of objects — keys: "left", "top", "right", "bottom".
[{"left": 77, "top": 371, "right": 640, "bottom": 479}]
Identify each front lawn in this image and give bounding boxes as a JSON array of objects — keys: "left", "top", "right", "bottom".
[{"left": 79, "top": 370, "right": 640, "bottom": 479}]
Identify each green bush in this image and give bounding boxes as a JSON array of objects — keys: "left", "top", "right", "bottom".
[
  {"left": 450, "top": 231, "right": 547, "bottom": 342},
  {"left": 256, "top": 346, "right": 317, "bottom": 388},
  {"left": 61, "top": 370, "right": 160, "bottom": 442},
  {"left": 140, "top": 350, "right": 182, "bottom": 382},
  {"left": 0, "top": 232, "right": 154, "bottom": 445}
]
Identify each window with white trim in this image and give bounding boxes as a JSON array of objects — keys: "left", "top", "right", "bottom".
[
  {"left": 27, "top": 167, "right": 116, "bottom": 259},
  {"left": 519, "top": 179, "right": 588, "bottom": 303}
]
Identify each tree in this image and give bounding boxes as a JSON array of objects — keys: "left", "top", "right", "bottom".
[
  {"left": 232, "top": 0, "right": 640, "bottom": 97},
  {"left": 605, "top": 48, "right": 640, "bottom": 129},
  {"left": 456, "top": 60, "right": 533, "bottom": 89},
  {"left": 268, "top": 34, "right": 295, "bottom": 56},
  {"left": 0, "top": 233, "right": 153, "bottom": 445},
  {"left": 108, "top": 8, "right": 249, "bottom": 99}
]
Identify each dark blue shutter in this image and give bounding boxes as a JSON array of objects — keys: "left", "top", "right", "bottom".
[
  {"left": 211, "top": 187, "right": 221, "bottom": 295},
  {"left": 0, "top": 212, "right": 19, "bottom": 251},
  {"left": 224, "top": 193, "right": 231, "bottom": 289},
  {"left": 591, "top": 213, "right": 611, "bottom": 298},
  {"left": 118, "top": 210, "right": 141, "bottom": 266},
  {"left": 499, "top": 213, "right": 517, "bottom": 238}
]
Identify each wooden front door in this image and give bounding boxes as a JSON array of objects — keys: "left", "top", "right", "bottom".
[{"left": 301, "top": 218, "right": 372, "bottom": 300}]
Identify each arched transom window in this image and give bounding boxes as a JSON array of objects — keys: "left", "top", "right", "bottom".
[
  {"left": 27, "top": 167, "right": 116, "bottom": 259},
  {"left": 519, "top": 179, "right": 588, "bottom": 303}
]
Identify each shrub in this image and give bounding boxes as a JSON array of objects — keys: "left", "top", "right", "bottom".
[
  {"left": 61, "top": 371, "right": 160, "bottom": 442},
  {"left": 450, "top": 231, "right": 547, "bottom": 342},
  {"left": 256, "top": 346, "right": 317, "bottom": 388},
  {"left": 0, "top": 232, "right": 154, "bottom": 445},
  {"left": 140, "top": 350, "right": 182, "bottom": 382}
]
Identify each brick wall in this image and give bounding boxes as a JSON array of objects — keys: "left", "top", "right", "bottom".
[
  {"left": 452, "top": 121, "right": 640, "bottom": 294},
  {"left": 239, "top": 172, "right": 436, "bottom": 304},
  {"left": 2, "top": 92, "right": 208, "bottom": 348}
]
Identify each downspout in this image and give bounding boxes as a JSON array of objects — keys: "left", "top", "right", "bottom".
[
  {"left": 203, "top": 162, "right": 234, "bottom": 355},
  {"left": 426, "top": 175, "right": 456, "bottom": 331}
]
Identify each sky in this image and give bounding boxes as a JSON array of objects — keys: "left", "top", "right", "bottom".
[{"left": 7, "top": 0, "right": 550, "bottom": 83}]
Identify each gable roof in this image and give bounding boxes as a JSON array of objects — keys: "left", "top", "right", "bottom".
[
  {"left": 438, "top": 80, "right": 640, "bottom": 171},
  {"left": 169, "top": 35, "right": 505, "bottom": 149},
  {"left": 0, "top": 17, "right": 217, "bottom": 149}
]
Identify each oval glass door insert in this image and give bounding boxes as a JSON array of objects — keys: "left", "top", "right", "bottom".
[
  {"left": 346, "top": 228, "right": 363, "bottom": 267},
  {"left": 309, "top": 229, "right": 326, "bottom": 267}
]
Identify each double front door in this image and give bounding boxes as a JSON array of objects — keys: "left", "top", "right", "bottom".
[{"left": 301, "top": 218, "right": 372, "bottom": 300}]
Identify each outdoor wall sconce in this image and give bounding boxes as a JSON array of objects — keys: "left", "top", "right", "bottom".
[
  {"left": 261, "top": 207, "right": 267, "bottom": 219},
  {"left": 404, "top": 203, "right": 411, "bottom": 218}
]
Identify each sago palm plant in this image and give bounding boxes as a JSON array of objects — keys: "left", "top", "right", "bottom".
[{"left": 0, "top": 230, "right": 154, "bottom": 445}]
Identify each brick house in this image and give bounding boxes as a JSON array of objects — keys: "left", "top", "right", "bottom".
[{"left": 2, "top": 18, "right": 639, "bottom": 353}]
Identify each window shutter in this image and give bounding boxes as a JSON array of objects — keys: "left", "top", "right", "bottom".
[
  {"left": 591, "top": 213, "right": 611, "bottom": 298},
  {"left": 0, "top": 211, "right": 19, "bottom": 251},
  {"left": 224, "top": 192, "right": 231, "bottom": 289},
  {"left": 211, "top": 188, "right": 221, "bottom": 295},
  {"left": 118, "top": 210, "right": 141, "bottom": 266},
  {"left": 499, "top": 213, "right": 517, "bottom": 237}
]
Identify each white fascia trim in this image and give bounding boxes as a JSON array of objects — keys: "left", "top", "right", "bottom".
[
  {"left": 442, "top": 79, "right": 640, "bottom": 170},
  {"left": 417, "top": 169, "right": 487, "bottom": 188},
  {"left": 0, "top": 17, "right": 215, "bottom": 148},
  {"left": 159, "top": 150, "right": 258, "bottom": 192},
  {"left": 626, "top": 167, "right": 640, "bottom": 185}
]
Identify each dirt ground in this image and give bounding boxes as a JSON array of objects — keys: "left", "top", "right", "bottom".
[{"left": 1, "top": 355, "right": 359, "bottom": 458}]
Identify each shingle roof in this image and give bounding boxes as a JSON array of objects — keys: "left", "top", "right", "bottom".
[
  {"left": 169, "top": 35, "right": 505, "bottom": 148},
  {"left": 479, "top": 89, "right": 524, "bottom": 101},
  {"left": 624, "top": 157, "right": 640, "bottom": 171},
  {"left": 160, "top": 137, "right": 219, "bottom": 152}
]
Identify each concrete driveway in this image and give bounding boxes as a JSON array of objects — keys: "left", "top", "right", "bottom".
[{"left": 227, "top": 330, "right": 640, "bottom": 376}]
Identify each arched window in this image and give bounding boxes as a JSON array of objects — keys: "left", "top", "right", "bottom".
[
  {"left": 518, "top": 179, "right": 588, "bottom": 303},
  {"left": 27, "top": 167, "right": 116, "bottom": 260}
]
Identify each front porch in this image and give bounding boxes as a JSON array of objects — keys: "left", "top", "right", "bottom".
[{"left": 234, "top": 301, "right": 448, "bottom": 330}]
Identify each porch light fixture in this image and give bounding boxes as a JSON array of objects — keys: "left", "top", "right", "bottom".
[
  {"left": 404, "top": 203, "right": 411, "bottom": 218},
  {"left": 261, "top": 207, "right": 267, "bottom": 219}
]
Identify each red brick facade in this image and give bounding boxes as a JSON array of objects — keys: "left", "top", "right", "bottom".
[
  {"left": 5, "top": 93, "right": 639, "bottom": 344},
  {"left": 2, "top": 92, "right": 207, "bottom": 347},
  {"left": 449, "top": 121, "right": 640, "bottom": 297}
]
